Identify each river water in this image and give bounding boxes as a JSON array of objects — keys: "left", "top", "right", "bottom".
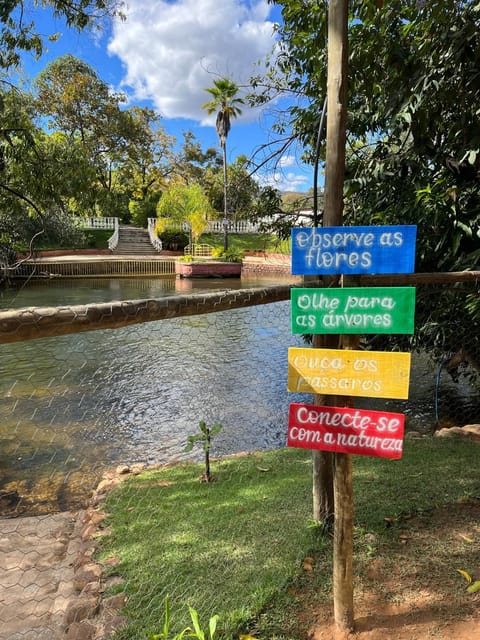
[{"left": 0, "top": 276, "right": 476, "bottom": 514}]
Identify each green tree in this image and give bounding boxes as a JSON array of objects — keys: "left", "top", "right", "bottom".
[
  {"left": 34, "top": 54, "right": 168, "bottom": 218},
  {"left": 204, "top": 155, "right": 260, "bottom": 221},
  {"left": 156, "top": 182, "right": 213, "bottom": 245},
  {"left": 259, "top": 1, "right": 480, "bottom": 357},
  {"left": 118, "top": 106, "right": 174, "bottom": 226},
  {"left": 266, "top": 0, "right": 480, "bottom": 272},
  {"left": 171, "top": 131, "right": 221, "bottom": 186},
  {"left": 0, "top": 84, "right": 86, "bottom": 257},
  {"left": 202, "top": 77, "right": 244, "bottom": 250},
  {"left": 34, "top": 54, "right": 127, "bottom": 195},
  {"left": 0, "top": 1, "right": 121, "bottom": 71}
]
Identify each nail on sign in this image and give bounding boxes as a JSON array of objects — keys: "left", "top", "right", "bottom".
[
  {"left": 291, "top": 287, "right": 416, "bottom": 334},
  {"left": 288, "top": 347, "right": 411, "bottom": 399},
  {"left": 291, "top": 225, "right": 417, "bottom": 275},
  {"left": 287, "top": 402, "right": 405, "bottom": 459}
]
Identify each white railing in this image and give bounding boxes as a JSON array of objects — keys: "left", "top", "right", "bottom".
[
  {"left": 205, "top": 220, "right": 261, "bottom": 233},
  {"left": 108, "top": 218, "right": 119, "bottom": 250},
  {"left": 148, "top": 219, "right": 261, "bottom": 234},
  {"left": 72, "top": 216, "right": 119, "bottom": 250},
  {"left": 147, "top": 218, "right": 163, "bottom": 252},
  {"left": 75, "top": 216, "right": 118, "bottom": 230}
]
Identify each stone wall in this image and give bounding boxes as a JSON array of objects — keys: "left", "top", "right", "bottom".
[{"left": 242, "top": 253, "right": 293, "bottom": 277}]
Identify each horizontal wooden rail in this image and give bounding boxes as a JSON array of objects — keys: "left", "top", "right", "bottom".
[
  {"left": 0, "top": 271, "right": 478, "bottom": 344},
  {"left": 0, "top": 285, "right": 292, "bottom": 344},
  {"left": 358, "top": 271, "right": 480, "bottom": 286}
]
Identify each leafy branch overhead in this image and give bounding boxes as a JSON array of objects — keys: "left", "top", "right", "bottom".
[
  {"left": 261, "top": 0, "right": 480, "bottom": 364},
  {"left": 0, "top": 1, "right": 123, "bottom": 71}
]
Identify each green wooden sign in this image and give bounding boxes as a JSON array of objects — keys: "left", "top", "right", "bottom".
[{"left": 291, "top": 287, "right": 416, "bottom": 334}]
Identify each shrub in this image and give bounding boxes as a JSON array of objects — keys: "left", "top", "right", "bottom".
[{"left": 160, "top": 230, "right": 189, "bottom": 251}]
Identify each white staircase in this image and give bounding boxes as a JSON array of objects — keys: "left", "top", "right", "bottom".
[{"left": 112, "top": 226, "right": 159, "bottom": 256}]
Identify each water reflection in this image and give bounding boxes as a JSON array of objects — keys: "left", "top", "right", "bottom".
[{"left": 0, "top": 275, "right": 290, "bottom": 309}]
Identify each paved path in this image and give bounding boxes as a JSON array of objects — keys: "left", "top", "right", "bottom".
[{"left": 0, "top": 512, "right": 83, "bottom": 639}]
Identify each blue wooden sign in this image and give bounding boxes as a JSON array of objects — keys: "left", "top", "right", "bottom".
[{"left": 291, "top": 225, "right": 417, "bottom": 275}]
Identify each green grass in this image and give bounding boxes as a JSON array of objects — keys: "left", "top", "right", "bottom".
[
  {"left": 97, "top": 438, "right": 480, "bottom": 639},
  {"left": 201, "top": 233, "right": 291, "bottom": 255},
  {"left": 16, "top": 229, "right": 112, "bottom": 252}
]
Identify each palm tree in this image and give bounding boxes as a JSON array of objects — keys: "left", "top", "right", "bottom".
[{"left": 202, "top": 78, "right": 244, "bottom": 251}]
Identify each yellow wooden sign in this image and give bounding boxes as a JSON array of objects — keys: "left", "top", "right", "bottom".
[{"left": 288, "top": 347, "right": 411, "bottom": 399}]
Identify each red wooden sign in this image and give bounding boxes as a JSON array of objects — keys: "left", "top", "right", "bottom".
[{"left": 287, "top": 402, "right": 405, "bottom": 459}]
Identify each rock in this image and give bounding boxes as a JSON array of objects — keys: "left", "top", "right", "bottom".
[
  {"left": 462, "top": 424, "right": 480, "bottom": 439},
  {"left": 81, "top": 523, "right": 97, "bottom": 541},
  {"left": 95, "top": 478, "right": 120, "bottom": 494},
  {"left": 131, "top": 463, "right": 147, "bottom": 475},
  {"left": 65, "top": 621, "right": 96, "bottom": 640},
  {"left": 435, "top": 424, "right": 480, "bottom": 441},
  {"left": 406, "top": 431, "right": 424, "bottom": 439},
  {"left": 74, "top": 553, "right": 94, "bottom": 570},
  {"left": 103, "top": 593, "right": 127, "bottom": 611},
  {"left": 435, "top": 427, "right": 464, "bottom": 438},
  {"left": 103, "top": 614, "right": 128, "bottom": 636},
  {"left": 86, "top": 510, "right": 106, "bottom": 526},
  {"left": 64, "top": 596, "right": 100, "bottom": 625},
  {"left": 82, "top": 581, "right": 103, "bottom": 595},
  {"left": 73, "top": 562, "right": 103, "bottom": 591},
  {"left": 116, "top": 465, "right": 131, "bottom": 475}
]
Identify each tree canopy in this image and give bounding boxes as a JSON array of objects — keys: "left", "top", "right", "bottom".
[
  {"left": 0, "top": 1, "right": 121, "bottom": 71},
  {"left": 265, "top": 0, "right": 480, "bottom": 273},
  {"left": 262, "top": 0, "right": 480, "bottom": 365}
]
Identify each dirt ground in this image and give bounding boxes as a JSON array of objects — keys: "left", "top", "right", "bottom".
[{"left": 297, "top": 499, "right": 480, "bottom": 640}]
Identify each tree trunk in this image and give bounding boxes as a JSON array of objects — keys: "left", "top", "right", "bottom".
[
  {"left": 312, "top": 450, "right": 334, "bottom": 524},
  {"left": 311, "top": 332, "right": 339, "bottom": 524},
  {"left": 324, "top": 0, "right": 348, "bottom": 227},
  {"left": 222, "top": 143, "right": 229, "bottom": 252}
]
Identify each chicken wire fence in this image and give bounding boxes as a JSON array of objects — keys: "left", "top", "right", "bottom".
[{"left": 0, "top": 280, "right": 478, "bottom": 639}]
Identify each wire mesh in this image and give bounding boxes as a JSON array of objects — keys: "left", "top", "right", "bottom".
[{"left": 0, "top": 278, "right": 479, "bottom": 639}]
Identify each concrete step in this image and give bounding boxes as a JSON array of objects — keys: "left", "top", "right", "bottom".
[{"left": 113, "top": 226, "right": 159, "bottom": 255}]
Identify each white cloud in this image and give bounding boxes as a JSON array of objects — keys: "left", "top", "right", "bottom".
[
  {"left": 277, "top": 154, "right": 296, "bottom": 168},
  {"left": 258, "top": 170, "right": 311, "bottom": 193},
  {"left": 108, "top": 0, "right": 277, "bottom": 122}
]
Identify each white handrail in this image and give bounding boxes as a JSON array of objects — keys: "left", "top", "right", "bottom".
[
  {"left": 204, "top": 220, "right": 261, "bottom": 233},
  {"left": 75, "top": 217, "right": 117, "bottom": 230},
  {"left": 147, "top": 218, "right": 163, "bottom": 252},
  {"left": 107, "top": 218, "right": 119, "bottom": 250},
  {"left": 150, "top": 219, "right": 262, "bottom": 234}
]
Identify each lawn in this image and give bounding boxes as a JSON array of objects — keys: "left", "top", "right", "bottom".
[
  {"left": 15, "top": 229, "right": 113, "bottom": 252},
  {"left": 201, "top": 233, "right": 291, "bottom": 255},
  {"left": 96, "top": 438, "right": 480, "bottom": 639}
]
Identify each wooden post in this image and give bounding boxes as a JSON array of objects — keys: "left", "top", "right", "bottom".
[
  {"left": 333, "top": 452, "right": 354, "bottom": 629},
  {"left": 312, "top": 331, "right": 340, "bottom": 525},
  {"left": 323, "top": 0, "right": 352, "bottom": 630},
  {"left": 333, "top": 332, "right": 358, "bottom": 631},
  {"left": 324, "top": 0, "right": 348, "bottom": 228}
]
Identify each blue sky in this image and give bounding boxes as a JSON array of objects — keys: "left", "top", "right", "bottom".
[{"left": 18, "top": 0, "right": 316, "bottom": 193}]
